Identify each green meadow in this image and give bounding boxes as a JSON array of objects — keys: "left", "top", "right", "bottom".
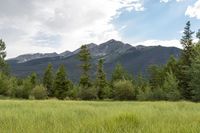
[{"left": 0, "top": 100, "right": 200, "bottom": 133}]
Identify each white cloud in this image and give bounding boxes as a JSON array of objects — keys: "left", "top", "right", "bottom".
[
  {"left": 0, "top": 0, "right": 144, "bottom": 58},
  {"left": 160, "top": 0, "right": 185, "bottom": 3},
  {"left": 176, "top": 0, "right": 185, "bottom": 2},
  {"left": 185, "top": 0, "right": 200, "bottom": 19},
  {"left": 160, "top": 0, "right": 170, "bottom": 3},
  {"left": 134, "top": 39, "right": 182, "bottom": 49}
]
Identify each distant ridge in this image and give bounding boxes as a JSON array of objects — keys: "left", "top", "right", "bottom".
[{"left": 7, "top": 39, "right": 181, "bottom": 81}]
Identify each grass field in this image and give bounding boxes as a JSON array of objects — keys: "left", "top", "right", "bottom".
[{"left": 0, "top": 100, "right": 200, "bottom": 133}]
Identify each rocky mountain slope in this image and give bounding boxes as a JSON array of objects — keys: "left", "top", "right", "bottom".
[{"left": 7, "top": 39, "right": 181, "bottom": 81}]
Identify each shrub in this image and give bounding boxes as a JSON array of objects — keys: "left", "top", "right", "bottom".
[
  {"left": 21, "top": 79, "right": 34, "bottom": 99},
  {"left": 31, "top": 85, "right": 48, "bottom": 100},
  {"left": 0, "top": 74, "right": 18, "bottom": 97},
  {"left": 0, "top": 73, "right": 9, "bottom": 95},
  {"left": 8, "top": 78, "right": 34, "bottom": 99},
  {"left": 6, "top": 77, "right": 18, "bottom": 97},
  {"left": 99, "top": 86, "right": 112, "bottom": 99},
  {"left": 151, "top": 87, "right": 167, "bottom": 100},
  {"left": 68, "top": 85, "right": 80, "bottom": 100},
  {"left": 79, "top": 86, "right": 97, "bottom": 100},
  {"left": 137, "top": 86, "right": 153, "bottom": 101},
  {"left": 113, "top": 80, "right": 135, "bottom": 100},
  {"left": 14, "top": 86, "right": 24, "bottom": 98}
]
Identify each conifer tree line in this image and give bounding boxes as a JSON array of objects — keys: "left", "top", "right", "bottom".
[{"left": 0, "top": 21, "right": 200, "bottom": 101}]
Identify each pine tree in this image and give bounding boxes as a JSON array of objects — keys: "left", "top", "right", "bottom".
[
  {"left": 30, "top": 72, "right": 37, "bottom": 87},
  {"left": 148, "top": 65, "right": 165, "bottom": 89},
  {"left": 179, "top": 21, "right": 195, "bottom": 99},
  {"left": 43, "top": 64, "right": 54, "bottom": 97},
  {"left": 180, "top": 21, "right": 195, "bottom": 66},
  {"left": 54, "top": 65, "right": 71, "bottom": 99},
  {"left": 79, "top": 45, "right": 92, "bottom": 88},
  {"left": 111, "top": 63, "right": 130, "bottom": 82},
  {"left": 95, "top": 59, "right": 108, "bottom": 99},
  {"left": 0, "top": 39, "right": 6, "bottom": 68},
  {"left": 163, "top": 71, "right": 181, "bottom": 101},
  {"left": 0, "top": 39, "right": 8, "bottom": 74},
  {"left": 189, "top": 47, "right": 200, "bottom": 101},
  {"left": 165, "top": 56, "right": 179, "bottom": 74}
]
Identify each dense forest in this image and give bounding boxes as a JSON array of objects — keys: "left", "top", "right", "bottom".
[{"left": 0, "top": 21, "right": 200, "bottom": 101}]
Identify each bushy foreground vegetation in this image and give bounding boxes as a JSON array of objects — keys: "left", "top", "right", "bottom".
[
  {"left": 0, "top": 100, "right": 200, "bottom": 133},
  {"left": 0, "top": 21, "right": 200, "bottom": 101}
]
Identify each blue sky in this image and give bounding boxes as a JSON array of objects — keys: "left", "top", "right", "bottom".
[
  {"left": 114, "top": 0, "right": 200, "bottom": 42},
  {"left": 0, "top": 0, "right": 199, "bottom": 58}
]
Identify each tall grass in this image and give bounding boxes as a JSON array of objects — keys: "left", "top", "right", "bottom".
[{"left": 0, "top": 100, "right": 200, "bottom": 133}]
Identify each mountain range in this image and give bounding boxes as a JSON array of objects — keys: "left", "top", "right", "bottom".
[{"left": 7, "top": 39, "right": 181, "bottom": 82}]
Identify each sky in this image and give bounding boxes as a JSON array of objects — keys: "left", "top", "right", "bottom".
[{"left": 0, "top": 0, "right": 199, "bottom": 58}]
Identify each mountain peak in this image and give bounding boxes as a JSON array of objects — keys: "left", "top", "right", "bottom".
[
  {"left": 59, "top": 50, "right": 73, "bottom": 57},
  {"left": 105, "top": 39, "right": 124, "bottom": 44},
  {"left": 86, "top": 39, "right": 132, "bottom": 60},
  {"left": 107, "top": 39, "right": 118, "bottom": 42},
  {"left": 7, "top": 41, "right": 181, "bottom": 80},
  {"left": 13, "top": 52, "right": 59, "bottom": 63},
  {"left": 86, "top": 43, "right": 97, "bottom": 49},
  {"left": 136, "top": 45, "right": 147, "bottom": 49},
  {"left": 9, "top": 40, "right": 181, "bottom": 64}
]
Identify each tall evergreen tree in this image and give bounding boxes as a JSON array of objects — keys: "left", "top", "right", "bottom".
[
  {"left": 0, "top": 39, "right": 6, "bottom": 68},
  {"left": 189, "top": 46, "right": 200, "bottom": 101},
  {"left": 0, "top": 39, "right": 8, "bottom": 74},
  {"left": 54, "top": 65, "right": 71, "bottom": 99},
  {"left": 43, "top": 64, "right": 54, "bottom": 97},
  {"left": 111, "top": 63, "right": 130, "bottom": 82},
  {"left": 95, "top": 59, "right": 108, "bottom": 99},
  {"left": 180, "top": 21, "right": 195, "bottom": 65},
  {"left": 79, "top": 45, "right": 92, "bottom": 88},
  {"left": 179, "top": 21, "right": 195, "bottom": 99},
  {"left": 148, "top": 65, "right": 165, "bottom": 89},
  {"left": 165, "top": 56, "right": 179, "bottom": 75},
  {"left": 30, "top": 72, "right": 37, "bottom": 87}
]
